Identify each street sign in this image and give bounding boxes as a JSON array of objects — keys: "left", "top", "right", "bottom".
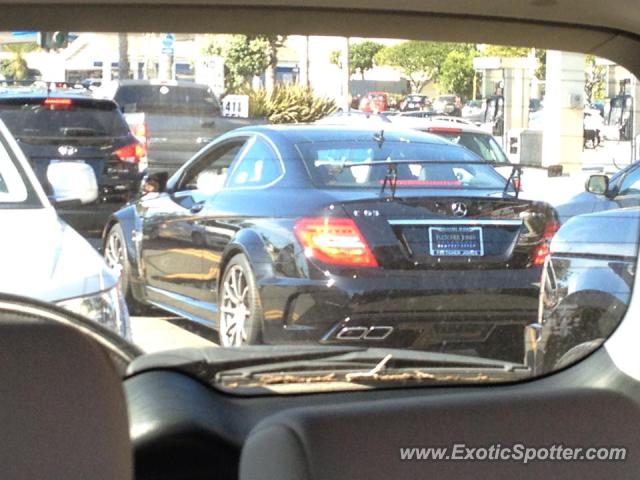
[
  {"left": 161, "top": 33, "right": 175, "bottom": 56},
  {"left": 222, "top": 95, "right": 250, "bottom": 118}
]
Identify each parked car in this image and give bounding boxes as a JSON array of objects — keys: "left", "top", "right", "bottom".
[
  {"left": 432, "top": 94, "right": 457, "bottom": 114},
  {"left": 359, "top": 91, "right": 389, "bottom": 112},
  {"left": 316, "top": 110, "right": 392, "bottom": 126},
  {"left": 0, "top": 91, "right": 145, "bottom": 239},
  {"left": 0, "top": 118, "right": 130, "bottom": 338},
  {"left": 399, "top": 94, "right": 430, "bottom": 111},
  {"left": 555, "top": 164, "right": 640, "bottom": 223},
  {"left": 389, "top": 109, "right": 439, "bottom": 119},
  {"left": 461, "top": 99, "right": 485, "bottom": 123},
  {"left": 95, "top": 80, "right": 259, "bottom": 173},
  {"left": 527, "top": 207, "right": 638, "bottom": 374},
  {"left": 103, "top": 124, "right": 558, "bottom": 361}
]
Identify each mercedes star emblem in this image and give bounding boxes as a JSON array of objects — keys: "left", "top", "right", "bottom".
[{"left": 451, "top": 202, "right": 468, "bottom": 217}]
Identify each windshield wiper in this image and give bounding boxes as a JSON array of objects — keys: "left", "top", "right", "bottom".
[
  {"left": 214, "top": 347, "right": 530, "bottom": 388},
  {"left": 379, "top": 162, "right": 398, "bottom": 199},
  {"left": 503, "top": 164, "right": 523, "bottom": 198}
]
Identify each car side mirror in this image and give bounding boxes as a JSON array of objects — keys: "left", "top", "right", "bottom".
[
  {"left": 586, "top": 174, "right": 610, "bottom": 195},
  {"left": 47, "top": 161, "right": 98, "bottom": 207}
]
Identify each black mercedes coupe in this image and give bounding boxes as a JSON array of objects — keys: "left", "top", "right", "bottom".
[{"left": 103, "top": 125, "right": 558, "bottom": 360}]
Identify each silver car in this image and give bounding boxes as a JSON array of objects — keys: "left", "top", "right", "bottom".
[{"left": 0, "top": 120, "right": 130, "bottom": 338}]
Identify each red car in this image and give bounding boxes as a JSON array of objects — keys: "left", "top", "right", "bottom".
[{"left": 359, "top": 91, "right": 389, "bottom": 112}]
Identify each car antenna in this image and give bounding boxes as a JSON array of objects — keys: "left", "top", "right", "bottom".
[{"left": 373, "top": 129, "right": 385, "bottom": 148}]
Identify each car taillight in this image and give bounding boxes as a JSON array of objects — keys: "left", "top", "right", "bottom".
[
  {"left": 43, "top": 98, "right": 72, "bottom": 108},
  {"left": 131, "top": 122, "right": 148, "bottom": 149},
  {"left": 294, "top": 217, "right": 378, "bottom": 267},
  {"left": 114, "top": 142, "right": 146, "bottom": 164},
  {"left": 532, "top": 218, "right": 560, "bottom": 265},
  {"left": 427, "top": 127, "right": 463, "bottom": 133}
]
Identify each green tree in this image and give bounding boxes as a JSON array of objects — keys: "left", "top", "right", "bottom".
[
  {"left": 480, "top": 44, "right": 546, "bottom": 81},
  {"left": 329, "top": 41, "right": 383, "bottom": 79},
  {"left": 204, "top": 34, "right": 272, "bottom": 93},
  {"left": 585, "top": 54, "right": 606, "bottom": 102},
  {"left": 351, "top": 41, "right": 384, "bottom": 79},
  {"left": 0, "top": 43, "right": 37, "bottom": 82},
  {"left": 374, "top": 41, "right": 459, "bottom": 92},
  {"left": 438, "top": 47, "right": 479, "bottom": 98}
]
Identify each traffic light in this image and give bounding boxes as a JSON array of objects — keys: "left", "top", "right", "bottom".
[{"left": 37, "top": 31, "right": 69, "bottom": 50}]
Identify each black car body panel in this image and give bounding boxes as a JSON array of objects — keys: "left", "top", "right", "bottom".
[
  {"left": 529, "top": 207, "right": 639, "bottom": 373},
  {"left": 0, "top": 92, "right": 144, "bottom": 237},
  {"left": 106, "top": 125, "right": 558, "bottom": 359}
]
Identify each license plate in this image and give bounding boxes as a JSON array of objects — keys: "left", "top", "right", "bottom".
[{"left": 429, "top": 226, "right": 484, "bottom": 256}]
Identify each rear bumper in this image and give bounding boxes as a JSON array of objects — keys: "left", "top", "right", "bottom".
[{"left": 260, "top": 266, "right": 542, "bottom": 350}]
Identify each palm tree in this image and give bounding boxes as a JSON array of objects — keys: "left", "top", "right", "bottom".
[{"left": 1, "top": 43, "right": 38, "bottom": 82}]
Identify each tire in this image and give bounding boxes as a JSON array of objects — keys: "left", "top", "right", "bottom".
[
  {"left": 218, "top": 253, "right": 263, "bottom": 347},
  {"left": 103, "top": 223, "right": 150, "bottom": 316}
]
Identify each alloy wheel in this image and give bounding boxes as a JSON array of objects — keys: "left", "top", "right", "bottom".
[{"left": 220, "top": 265, "right": 250, "bottom": 347}]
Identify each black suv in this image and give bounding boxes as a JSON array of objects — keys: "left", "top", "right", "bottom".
[
  {"left": 0, "top": 91, "right": 144, "bottom": 238},
  {"left": 95, "top": 80, "right": 260, "bottom": 172}
]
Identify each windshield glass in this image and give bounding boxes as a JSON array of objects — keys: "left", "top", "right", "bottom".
[
  {"left": 0, "top": 30, "right": 637, "bottom": 394},
  {"left": 110, "top": 83, "right": 221, "bottom": 116},
  {"left": 0, "top": 100, "right": 130, "bottom": 138},
  {"left": 297, "top": 140, "right": 507, "bottom": 189},
  {"left": 0, "top": 140, "right": 41, "bottom": 207},
  {"left": 433, "top": 131, "right": 509, "bottom": 163}
]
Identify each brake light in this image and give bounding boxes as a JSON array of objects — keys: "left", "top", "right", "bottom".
[
  {"left": 114, "top": 142, "right": 146, "bottom": 164},
  {"left": 532, "top": 218, "right": 560, "bottom": 265},
  {"left": 44, "top": 98, "right": 72, "bottom": 107},
  {"left": 427, "top": 127, "right": 463, "bottom": 133},
  {"left": 294, "top": 217, "right": 378, "bottom": 267},
  {"left": 132, "top": 122, "right": 148, "bottom": 152}
]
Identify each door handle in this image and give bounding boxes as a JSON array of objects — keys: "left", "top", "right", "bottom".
[{"left": 190, "top": 201, "right": 205, "bottom": 213}]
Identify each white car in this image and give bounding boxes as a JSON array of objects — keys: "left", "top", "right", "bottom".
[{"left": 0, "top": 120, "right": 130, "bottom": 339}]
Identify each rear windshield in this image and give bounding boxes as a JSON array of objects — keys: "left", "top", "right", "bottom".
[
  {"left": 114, "top": 84, "right": 222, "bottom": 116},
  {"left": 297, "top": 140, "right": 508, "bottom": 190},
  {"left": 432, "top": 131, "right": 508, "bottom": 163},
  {"left": 0, "top": 99, "right": 131, "bottom": 139}
]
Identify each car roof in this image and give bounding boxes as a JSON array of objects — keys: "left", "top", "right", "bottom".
[
  {"left": 0, "top": 89, "right": 119, "bottom": 108},
  {"left": 235, "top": 123, "right": 455, "bottom": 145},
  {"left": 389, "top": 116, "right": 491, "bottom": 135},
  {"left": 104, "top": 79, "right": 212, "bottom": 89}
]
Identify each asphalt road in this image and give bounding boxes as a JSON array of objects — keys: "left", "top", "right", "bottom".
[{"left": 130, "top": 315, "right": 218, "bottom": 353}]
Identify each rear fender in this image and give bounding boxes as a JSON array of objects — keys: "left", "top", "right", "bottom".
[{"left": 218, "top": 229, "right": 276, "bottom": 294}]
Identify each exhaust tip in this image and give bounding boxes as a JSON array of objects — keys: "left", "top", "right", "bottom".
[
  {"left": 336, "top": 326, "right": 368, "bottom": 340},
  {"left": 365, "top": 326, "right": 394, "bottom": 340},
  {"left": 335, "top": 326, "right": 394, "bottom": 341}
]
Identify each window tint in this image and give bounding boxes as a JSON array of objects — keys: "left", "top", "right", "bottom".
[
  {"left": 619, "top": 168, "right": 640, "bottom": 195},
  {"left": 0, "top": 100, "right": 130, "bottom": 138},
  {"left": 435, "top": 132, "right": 508, "bottom": 163},
  {"left": 181, "top": 140, "right": 247, "bottom": 194},
  {"left": 115, "top": 84, "right": 221, "bottom": 116},
  {"left": 298, "top": 140, "right": 506, "bottom": 189},
  {"left": 226, "top": 137, "right": 282, "bottom": 188}
]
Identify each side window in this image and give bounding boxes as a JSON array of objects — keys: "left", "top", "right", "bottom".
[
  {"left": 619, "top": 167, "right": 640, "bottom": 195},
  {"left": 180, "top": 140, "right": 248, "bottom": 194},
  {"left": 226, "top": 137, "right": 283, "bottom": 188}
]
